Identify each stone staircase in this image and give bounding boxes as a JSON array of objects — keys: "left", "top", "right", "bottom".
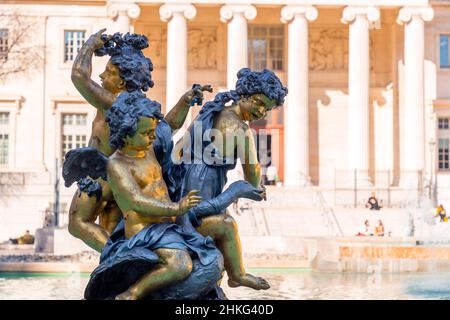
[{"left": 232, "top": 186, "right": 417, "bottom": 238}]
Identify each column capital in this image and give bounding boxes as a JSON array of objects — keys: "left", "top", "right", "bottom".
[
  {"left": 159, "top": 3, "right": 197, "bottom": 22},
  {"left": 341, "top": 6, "right": 380, "bottom": 24},
  {"left": 219, "top": 5, "right": 257, "bottom": 23},
  {"left": 280, "top": 5, "right": 318, "bottom": 24},
  {"left": 396, "top": 6, "right": 434, "bottom": 25},
  {"left": 106, "top": 1, "right": 140, "bottom": 19}
]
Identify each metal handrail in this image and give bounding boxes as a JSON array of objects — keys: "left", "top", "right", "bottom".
[
  {"left": 297, "top": 171, "right": 344, "bottom": 237},
  {"left": 315, "top": 189, "right": 344, "bottom": 236}
]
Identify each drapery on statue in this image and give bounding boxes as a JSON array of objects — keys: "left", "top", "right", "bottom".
[
  {"left": 174, "top": 67, "right": 288, "bottom": 291},
  {"left": 63, "top": 30, "right": 287, "bottom": 300}
]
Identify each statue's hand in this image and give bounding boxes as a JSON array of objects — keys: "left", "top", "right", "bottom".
[
  {"left": 183, "top": 84, "right": 213, "bottom": 107},
  {"left": 87, "top": 28, "right": 109, "bottom": 50},
  {"left": 178, "top": 190, "right": 202, "bottom": 214},
  {"left": 228, "top": 181, "right": 265, "bottom": 202}
]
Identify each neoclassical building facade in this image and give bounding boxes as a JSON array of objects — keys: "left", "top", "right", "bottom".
[{"left": 0, "top": 0, "right": 449, "bottom": 239}]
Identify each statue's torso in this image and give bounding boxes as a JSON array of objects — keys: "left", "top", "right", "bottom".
[
  {"left": 110, "top": 148, "right": 174, "bottom": 239},
  {"left": 211, "top": 107, "right": 243, "bottom": 159}
]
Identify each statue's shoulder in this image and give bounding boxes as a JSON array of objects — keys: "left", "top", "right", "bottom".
[
  {"left": 107, "top": 151, "right": 127, "bottom": 171},
  {"left": 214, "top": 107, "right": 243, "bottom": 131}
]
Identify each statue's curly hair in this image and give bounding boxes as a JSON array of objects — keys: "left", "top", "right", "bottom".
[
  {"left": 95, "top": 32, "right": 154, "bottom": 92},
  {"left": 199, "top": 68, "right": 288, "bottom": 117},
  {"left": 234, "top": 68, "right": 288, "bottom": 107},
  {"left": 106, "top": 91, "right": 163, "bottom": 149}
]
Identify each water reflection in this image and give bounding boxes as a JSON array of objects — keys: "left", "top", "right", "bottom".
[{"left": 1, "top": 270, "right": 449, "bottom": 300}]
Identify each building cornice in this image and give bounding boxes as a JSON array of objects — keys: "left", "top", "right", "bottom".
[
  {"left": 0, "top": 95, "right": 24, "bottom": 114},
  {"left": 1, "top": 4, "right": 107, "bottom": 17},
  {"left": 50, "top": 96, "right": 87, "bottom": 114},
  {"left": 434, "top": 99, "right": 450, "bottom": 108},
  {"left": 139, "top": 0, "right": 432, "bottom": 8},
  {"left": 3, "top": 0, "right": 106, "bottom": 4},
  {"left": 2, "top": 0, "right": 435, "bottom": 9}
]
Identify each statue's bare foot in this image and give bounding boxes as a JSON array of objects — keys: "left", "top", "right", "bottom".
[
  {"left": 228, "top": 273, "right": 270, "bottom": 290},
  {"left": 115, "top": 290, "right": 137, "bottom": 300}
]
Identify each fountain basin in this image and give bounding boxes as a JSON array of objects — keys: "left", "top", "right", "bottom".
[{"left": 312, "top": 237, "right": 450, "bottom": 273}]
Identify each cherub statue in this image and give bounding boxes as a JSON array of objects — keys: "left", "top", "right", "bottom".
[
  {"left": 68, "top": 29, "right": 211, "bottom": 251},
  {"left": 176, "top": 68, "right": 288, "bottom": 291},
  {"left": 63, "top": 90, "right": 265, "bottom": 300},
  {"left": 65, "top": 29, "right": 285, "bottom": 299}
]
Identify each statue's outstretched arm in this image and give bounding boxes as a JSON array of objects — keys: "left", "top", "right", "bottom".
[
  {"left": 237, "top": 124, "right": 261, "bottom": 188},
  {"left": 187, "top": 180, "right": 264, "bottom": 227},
  {"left": 164, "top": 84, "right": 212, "bottom": 130},
  {"left": 107, "top": 160, "right": 201, "bottom": 217},
  {"left": 71, "top": 29, "right": 116, "bottom": 111}
]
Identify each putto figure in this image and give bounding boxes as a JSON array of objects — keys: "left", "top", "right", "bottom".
[
  {"left": 176, "top": 67, "right": 288, "bottom": 290},
  {"left": 64, "top": 91, "right": 265, "bottom": 300},
  {"left": 65, "top": 30, "right": 268, "bottom": 300},
  {"left": 64, "top": 29, "right": 287, "bottom": 300},
  {"left": 68, "top": 29, "right": 211, "bottom": 251}
]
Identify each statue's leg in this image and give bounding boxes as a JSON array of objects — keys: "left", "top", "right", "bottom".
[
  {"left": 68, "top": 190, "right": 109, "bottom": 252},
  {"left": 196, "top": 213, "right": 270, "bottom": 290},
  {"left": 68, "top": 179, "right": 120, "bottom": 252},
  {"left": 115, "top": 248, "right": 193, "bottom": 300},
  {"left": 99, "top": 201, "right": 122, "bottom": 235}
]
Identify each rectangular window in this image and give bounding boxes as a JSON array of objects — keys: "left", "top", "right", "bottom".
[
  {"left": 439, "top": 138, "right": 450, "bottom": 170},
  {"left": 0, "top": 134, "right": 8, "bottom": 165},
  {"left": 61, "top": 113, "right": 88, "bottom": 158},
  {"left": 0, "top": 29, "right": 8, "bottom": 61},
  {"left": 64, "top": 31, "right": 85, "bottom": 62},
  {"left": 75, "top": 134, "right": 87, "bottom": 148},
  {"left": 0, "top": 112, "right": 9, "bottom": 125},
  {"left": 440, "top": 35, "right": 450, "bottom": 68},
  {"left": 75, "top": 114, "right": 87, "bottom": 126},
  {"left": 0, "top": 112, "right": 9, "bottom": 165},
  {"left": 248, "top": 25, "right": 284, "bottom": 71},
  {"left": 439, "top": 118, "right": 449, "bottom": 130},
  {"left": 62, "top": 114, "right": 86, "bottom": 126}
]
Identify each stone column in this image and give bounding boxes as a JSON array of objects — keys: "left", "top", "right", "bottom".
[
  {"left": 220, "top": 5, "right": 257, "bottom": 89},
  {"left": 160, "top": 3, "right": 196, "bottom": 119},
  {"left": 281, "top": 6, "right": 318, "bottom": 186},
  {"left": 397, "top": 7, "right": 434, "bottom": 188},
  {"left": 106, "top": 1, "right": 141, "bottom": 33},
  {"left": 342, "top": 6, "right": 380, "bottom": 186}
]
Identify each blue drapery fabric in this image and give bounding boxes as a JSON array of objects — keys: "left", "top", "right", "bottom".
[
  {"left": 84, "top": 220, "right": 225, "bottom": 300},
  {"left": 84, "top": 118, "right": 228, "bottom": 300}
]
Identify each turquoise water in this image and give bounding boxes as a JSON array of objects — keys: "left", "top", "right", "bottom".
[{"left": 0, "top": 269, "right": 449, "bottom": 300}]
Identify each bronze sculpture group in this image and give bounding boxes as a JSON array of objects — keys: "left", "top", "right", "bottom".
[{"left": 63, "top": 29, "right": 288, "bottom": 300}]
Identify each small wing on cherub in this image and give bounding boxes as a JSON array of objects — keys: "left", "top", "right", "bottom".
[{"left": 62, "top": 147, "right": 108, "bottom": 188}]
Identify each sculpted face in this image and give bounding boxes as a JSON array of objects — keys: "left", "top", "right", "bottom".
[
  {"left": 239, "top": 94, "right": 278, "bottom": 122},
  {"left": 99, "top": 60, "right": 126, "bottom": 95},
  {"left": 124, "top": 117, "right": 158, "bottom": 151}
]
